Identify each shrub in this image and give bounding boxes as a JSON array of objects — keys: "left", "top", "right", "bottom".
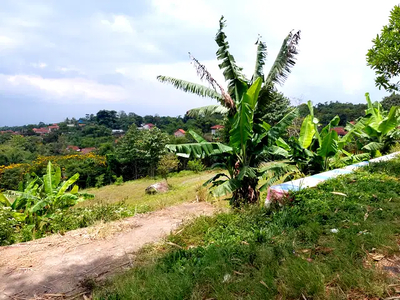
[
  {"left": 187, "top": 159, "right": 205, "bottom": 173},
  {"left": 95, "top": 174, "right": 106, "bottom": 188},
  {"left": 113, "top": 175, "right": 124, "bottom": 186},
  {"left": 0, "top": 206, "right": 19, "bottom": 246},
  {"left": 0, "top": 153, "right": 107, "bottom": 190},
  {"left": 157, "top": 153, "right": 179, "bottom": 182}
]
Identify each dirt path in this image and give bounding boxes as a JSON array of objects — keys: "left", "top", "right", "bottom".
[{"left": 0, "top": 202, "right": 216, "bottom": 299}]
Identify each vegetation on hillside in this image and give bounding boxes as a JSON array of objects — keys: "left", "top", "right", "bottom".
[{"left": 95, "top": 157, "right": 400, "bottom": 300}]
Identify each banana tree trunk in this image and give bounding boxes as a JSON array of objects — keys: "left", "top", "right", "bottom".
[{"left": 231, "top": 178, "right": 260, "bottom": 207}]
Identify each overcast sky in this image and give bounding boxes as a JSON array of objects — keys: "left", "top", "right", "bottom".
[{"left": 0, "top": 0, "right": 398, "bottom": 126}]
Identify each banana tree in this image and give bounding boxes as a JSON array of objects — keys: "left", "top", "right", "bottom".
[
  {"left": 159, "top": 17, "right": 301, "bottom": 206},
  {"left": 1, "top": 161, "right": 91, "bottom": 224},
  {"left": 168, "top": 78, "right": 298, "bottom": 206},
  {"left": 276, "top": 101, "right": 369, "bottom": 174},
  {"left": 346, "top": 93, "right": 400, "bottom": 157}
]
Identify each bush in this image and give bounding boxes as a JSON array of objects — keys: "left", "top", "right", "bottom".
[
  {"left": 113, "top": 175, "right": 124, "bottom": 186},
  {"left": 0, "top": 206, "right": 19, "bottom": 246},
  {"left": 187, "top": 159, "right": 205, "bottom": 173},
  {"left": 95, "top": 174, "right": 106, "bottom": 188},
  {"left": 0, "top": 154, "right": 107, "bottom": 190}
]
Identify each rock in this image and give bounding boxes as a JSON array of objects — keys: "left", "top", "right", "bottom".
[{"left": 145, "top": 181, "right": 169, "bottom": 195}]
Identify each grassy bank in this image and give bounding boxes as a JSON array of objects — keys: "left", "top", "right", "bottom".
[
  {"left": 94, "top": 158, "right": 400, "bottom": 299},
  {"left": 0, "top": 170, "right": 221, "bottom": 246}
]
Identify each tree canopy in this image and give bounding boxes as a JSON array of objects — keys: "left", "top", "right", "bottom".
[{"left": 367, "top": 5, "right": 400, "bottom": 91}]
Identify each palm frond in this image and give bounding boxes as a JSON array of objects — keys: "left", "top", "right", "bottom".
[
  {"left": 157, "top": 76, "right": 223, "bottom": 102},
  {"left": 215, "top": 16, "right": 246, "bottom": 96},
  {"left": 187, "top": 105, "right": 229, "bottom": 118},
  {"left": 264, "top": 30, "right": 301, "bottom": 88},
  {"left": 252, "top": 38, "right": 267, "bottom": 83}
]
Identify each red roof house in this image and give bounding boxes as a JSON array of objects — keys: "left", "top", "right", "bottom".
[
  {"left": 48, "top": 124, "right": 59, "bottom": 132},
  {"left": 66, "top": 145, "right": 80, "bottom": 152},
  {"left": 33, "top": 127, "right": 50, "bottom": 135},
  {"left": 211, "top": 125, "right": 224, "bottom": 135},
  {"left": 331, "top": 127, "right": 347, "bottom": 136},
  {"left": 174, "top": 129, "right": 186, "bottom": 137}
]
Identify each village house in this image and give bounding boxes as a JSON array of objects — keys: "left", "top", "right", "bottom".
[
  {"left": 210, "top": 125, "right": 224, "bottom": 135},
  {"left": 138, "top": 123, "right": 155, "bottom": 130},
  {"left": 174, "top": 129, "right": 186, "bottom": 137}
]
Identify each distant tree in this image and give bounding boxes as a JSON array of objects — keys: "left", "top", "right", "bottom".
[
  {"left": 260, "top": 91, "right": 291, "bottom": 125},
  {"left": 115, "top": 126, "right": 170, "bottom": 179},
  {"left": 96, "top": 110, "right": 118, "bottom": 128},
  {"left": 381, "top": 92, "right": 400, "bottom": 111},
  {"left": 367, "top": 5, "right": 400, "bottom": 91}
]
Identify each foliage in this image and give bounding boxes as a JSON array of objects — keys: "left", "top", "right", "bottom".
[
  {"left": 0, "top": 202, "right": 133, "bottom": 246},
  {"left": 157, "top": 153, "right": 179, "bottom": 182},
  {"left": 367, "top": 5, "right": 400, "bottom": 91},
  {"left": 277, "top": 101, "right": 370, "bottom": 173},
  {"left": 95, "top": 174, "right": 106, "bottom": 188},
  {"left": 187, "top": 159, "right": 205, "bottom": 173},
  {"left": 348, "top": 93, "right": 400, "bottom": 157},
  {"left": 0, "top": 153, "right": 107, "bottom": 190},
  {"left": 381, "top": 92, "right": 400, "bottom": 111},
  {"left": 112, "top": 175, "right": 124, "bottom": 186},
  {"left": 160, "top": 17, "right": 301, "bottom": 207},
  {"left": 115, "top": 126, "right": 170, "bottom": 179},
  {"left": 95, "top": 158, "right": 400, "bottom": 299},
  {"left": 2, "top": 161, "right": 92, "bottom": 227}
]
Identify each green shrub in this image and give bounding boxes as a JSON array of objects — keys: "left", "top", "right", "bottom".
[
  {"left": 113, "top": 175, "right": 124, "bottom": 186},
  {"left": 0, "top": 207, "right": 19, "bottom": 246},
  {"left": 95, "top": 174, "right": 106, "bottom": 188},
  {"left": 187, "top": 159, "right": 205, "bottom": 173}
]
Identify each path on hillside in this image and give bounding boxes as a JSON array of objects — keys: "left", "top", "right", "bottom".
[{"left": 0, "top": 202, "right": 216, "bottom": 300}]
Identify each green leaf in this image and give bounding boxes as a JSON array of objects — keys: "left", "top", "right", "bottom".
[
  {"left": 215, "top": 16, "right": 245, "bottom": 95},
  {"left": 187, "top": 105, "right": 229, "bottom": 118},
  {"left": 57, "top": 173, "right": 80, "bottom": 197},
  {"left": 264, "top": 30, "right": 301, "bottom": 88},
  {"left": 203, "top": 173, "right": 230, "bottom": 187},
  {"left": 252, "top": 39, "right": 267, "bottom": 83},
  {"left": 298, "top": 115, "right": 316, "bottom": 149},
  {"left": 43, "top": 161, "right": 53, "bottom": 195},
  {"left": 317, "top": 130, "right": 338, "bottom": 158},
  {"left": 237, "top": 166, "right": 257, "bottom": 181},
  {"left": 267, "top": 109, "right": 298, "bottom": 145},
  {"left": 378, "top": 106, "right": 400, "bottom": 135},
  {"left": 166, "top": 143, "right": 232, "bottom": 159},
  {"left": 0, "top": 193, "right": 11, "bottom": 207},
  {"left": 212, "top": 179, "right": 241, "bottom": 197},
  {"left": 157, "top": 76, "right": 223, "bottom": 102},
  {"left": 319, "top": 115, "right": 340, "bottom": 139},
  {"left": 276, "top": 137, "right": 290, "bottom": 151},
  {"left": 362, "top": 142, "right": 384, "bottom": 151},
  {"left": 188, "top": 130, "right": 207, "bottom": 143}
]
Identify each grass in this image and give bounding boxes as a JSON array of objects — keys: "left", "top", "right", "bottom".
[
  {"left": 94, "top": 157, "right": 400, "bottom": 300},
  {"left": 84, "top": 170, "right": 226, "bottom": 213},
  {"left": 0, "top": 170, "right": 224, "bottom": 246}
]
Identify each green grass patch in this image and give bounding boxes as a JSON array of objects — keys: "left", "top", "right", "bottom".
[{"left": 94, "top": 158, "right": 400, "bottom": 299}]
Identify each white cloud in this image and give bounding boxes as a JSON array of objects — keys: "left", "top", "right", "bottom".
[
  {"left": 101, "top": 15, "right": 135, "bottom": 34},
  {"left": 2, "top": 75, "right": 128, "bottom": 103},
  {"left": 0, "top": 35, "right": 17, "bottom": 50},
  {"left": 31, "top": 62, "right": 47, "bottom": 69}
]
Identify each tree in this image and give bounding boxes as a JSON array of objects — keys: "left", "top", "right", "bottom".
[
  {"left": 381, "top": 92, "right": 400, "bottom": 111},
  {"left": 159, "top": 17, "right": 301, "bottom": 207},
  {"left": 96, "top": 110, "right": 118, "bottom": 128},
  {"left": 367, "top": 5, "right": 400, "bottom": 91},
  {"left": 157, "top": 153, "right": 179, "bottom": 183},
  {"left": 115, "top": 126, "right": 170, "bottom": 179}
]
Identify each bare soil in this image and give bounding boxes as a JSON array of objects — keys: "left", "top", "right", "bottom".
[{"left": 0, "top": 202, "right": 216, "bottom": 300}]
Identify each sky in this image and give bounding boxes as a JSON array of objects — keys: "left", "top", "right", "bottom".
[{"left": 0, "top": 0, "right": 398, "bottom": 126}]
